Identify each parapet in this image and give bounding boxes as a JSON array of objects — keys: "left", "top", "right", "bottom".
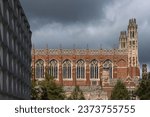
[{"left": 32, "top": 48, "right": 128, "bottom": 56}]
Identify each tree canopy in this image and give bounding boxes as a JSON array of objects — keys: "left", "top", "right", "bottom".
[
  {"left": 31, "top": 74, "right": 65, "bottom": 100},
  {"left": 136, "top": 78, "right": 150, "bottom": 100},
  {"left": 68, "top": 86, "right": 85, "bottom": 100},
  {"left": 110, "top": 80, "right": 130, "bottom": 100}
]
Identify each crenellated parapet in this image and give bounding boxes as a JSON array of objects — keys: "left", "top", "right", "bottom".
[{"left": 32, "top": 48, "right": 128, "bottom": 56}]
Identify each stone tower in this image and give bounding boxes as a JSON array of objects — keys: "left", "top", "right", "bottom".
[
  {"left": 142, "top": 64, "right": 148, "bottom": 79},
  {"left": 119, "top": 31, "right": 127, "bottom": 49},
  {"left": 127, "top": 18, "right": 140, "bottom": 78}
]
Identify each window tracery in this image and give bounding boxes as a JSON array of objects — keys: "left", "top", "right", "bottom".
[
  {"left": 90, "top": 60, "right": 98, "bottom": 79},
  {"left": 63, "top": 60, "right": 71, "bottom": 79},
  {"left": 35, "top": 60, "right": 44, "bottom": 78},
  {"left": 77, "top": 60, "right": 85, "bottom": 79},
  {"left": 49, "top": 60, "right": 58, "bottom": 79}
]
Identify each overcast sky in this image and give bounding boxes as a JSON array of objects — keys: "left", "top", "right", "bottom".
[{"left": 20, "top": 0, "right": 150, "bottom": 70}]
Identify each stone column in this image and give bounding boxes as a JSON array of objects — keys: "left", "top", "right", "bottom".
[
  {"left": 86, "top": 59, "right": 90, "bottom": 85},
  {"left": 59, "top": 59, "right": 63, "bottom": 85},
  {"left": 72, "top": 59, "right": 76, "bottom": 86},
  {"left": 113, "top": 65, "right": 117, "bottom": 78},
  {"left": 100, "top": 63, "right": 103, "bottom": 87}
]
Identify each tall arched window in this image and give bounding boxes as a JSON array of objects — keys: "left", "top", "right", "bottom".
[
  {"left": 48, "top": 60, "right": 58, "bottom": 79},
  {"left": 35, "top": 60, "right": 44, "bottom": 78},
  {"left": 90, "top": 60, "right": 98, "bottom": 79},
  {"left": 77, "top": 60, "right": 85, "bottom": 79},
  {"left": 63, "top": 60, "right": 71, "bottom": 79},
  {"left": 102, "top": 60, "right": 112, "bottom": 79}
]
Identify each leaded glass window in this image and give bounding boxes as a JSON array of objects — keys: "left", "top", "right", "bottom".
[
  {"left": 35, "top": 60, "right": 44, "bottom": 78},
  {"left": 77, "top": 60, "right": 85, "bottom": 79},
  {"left": 90, "top": 60, "right": 98, "bottom": 79},
  {"left": 63, "top": 60, "right": 71, "bottom": 79},
  {"left": 48, "top": 60, "right": 58, "bottom": 79}
]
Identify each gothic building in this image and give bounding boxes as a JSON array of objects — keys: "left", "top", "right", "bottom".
[
  {"left": 142, "top": 64, "right": 150, "bottom": 79},
  {"left": 0, "top": 0, "right": 32, "bottom": 99},
  {"left": 31, "top": 19, "right": 140, "bottom": 99}
]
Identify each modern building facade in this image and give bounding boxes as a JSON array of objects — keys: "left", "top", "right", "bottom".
[
  {"left": 0, "top": 0, "right": 32, "bottom": 99},
  {"left": 31, "top": 19, "right": 140, "bottom": 99}
]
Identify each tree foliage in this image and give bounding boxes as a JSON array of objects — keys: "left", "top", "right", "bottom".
[
  {"left": 110, "top": 80, "right": 130, "bottom": 100},
  {"left": 68, "top": 86, "right": 85, "bottom": 100},
  {"left": 31, "top": 74, "right": 65, "bottom": 100},
  {"left": 136, "top": 78, "right": 150, "bottom": 100},
  {"left": 31, "top": 81, "right": 40, "bottom": 100}
]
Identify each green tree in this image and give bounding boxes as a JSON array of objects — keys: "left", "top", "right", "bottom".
[
  {"left": 31, "top": 81, "right": 38, "bottom": 99},
  {"left": 31, "top": 74, "right": 65, "bottom": 100},
  {"left": 68, "top": 86, "right": 85, "bottom": 100},
  {"left": 136, "top": 79, "right": 150, "bottom": 100},
  {"left": 110, "top": 80, "right": 130, "bottom": 100}
]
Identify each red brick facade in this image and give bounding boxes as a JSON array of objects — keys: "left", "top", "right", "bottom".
[
  {"left": 31, "top": 19, "right": 140, "bottom": 99},
  {"left": 31, "top": 49, "right": 140, "bottom": 86}
]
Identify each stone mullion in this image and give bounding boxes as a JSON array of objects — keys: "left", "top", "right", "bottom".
[
  {"left": 113, "top": 60, "right": 117, "bottom": 78},
  {"left": 99, "top": 63, "right": 103, "bottom": 87}
]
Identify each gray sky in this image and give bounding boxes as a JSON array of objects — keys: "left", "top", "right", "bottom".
[{"left": 20, "top": 0, "right": 150, "bottom": 70}]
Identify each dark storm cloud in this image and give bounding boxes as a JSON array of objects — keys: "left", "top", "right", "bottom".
[
  {"left": 139, "top": 32, "right": 150, "bottom": 66},
  {"left": 20, "top": 0, "right": 111, "bottom": 24},
  {"left": 20, "top": 0, "right": 150, "bottom": 69},
  {"left": 137, "top": 18, "right": 150, "bottom": 68}
]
